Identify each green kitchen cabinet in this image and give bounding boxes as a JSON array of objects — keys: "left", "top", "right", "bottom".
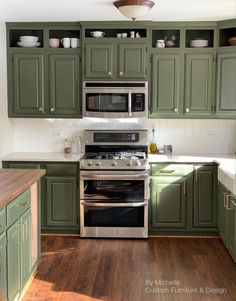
[
  {"left": 150, "top": 176, "right": 187, "bottom": 229},
  {"left": 46, "top": 176, "right": 78, "bottom": 228},
  {"left": 216, "top": 51, "right": 236, "bottom": 118},
  {"left": 150, "top": 53, "right": 181, "bottom": 117},
  {"left": 228, "top": 195, "right": 236, "bottom": 261},
  {"left": 193, "top": 165, "right": 217, "bottom": 228},
  {"left": 8, "top": 163, "right": 41, "bottom": 169},
  {"left": 85, "top": 43, "right": 114, "bottom": 79},
  {"left": 20, "top": 209, "right": 32, "bottom": 289},
  {"left": 84, "top": 41, "right": 147, "bottom": 80},
  {"left": 49, "top": 54, "right": 80, "bottom": 115},
  {"left": 7, "top": 220, "right": 21, "bottom": 301},
  {"left": 0, "top": 232, "right": 7, "bottom": 301},
  {"left": 9, "top": 53, "right": 45, "bottom": 116},
  {"left": 184, "top": 53, "right": 214, "bottom": 116},
  {"left": 217, "top": 181, "right": 229, "bottom": 245}
]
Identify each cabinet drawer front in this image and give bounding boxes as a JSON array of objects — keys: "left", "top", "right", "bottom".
[
  {"left": 151, "top": 164, "right": 193, "bottom": 176},
  {"left": 46, "top": 163, "right": 78, "bottom": 176},
  {"left": 0, "top": 207, "right": 6, "bottom": 233},
  {"left": 7, "top": 189, "right": 31, "bottom": 226}
]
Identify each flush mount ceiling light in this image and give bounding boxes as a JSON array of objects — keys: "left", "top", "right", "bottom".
[{"left": 113, "top": 0, "right": 155, "bottom": 21}]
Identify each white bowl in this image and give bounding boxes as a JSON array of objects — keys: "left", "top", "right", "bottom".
[
  {"left": 17, "top": 41, "right": 40, "bottom": 48},
  {"left": 190, "top": 39, "right": 208, "bottom": 47},
  {"left": 90, "top": 31, "right": 105, "bottom": 38},
  {"left": 20, "top": 36, "right": 38, "bottom": 43}
]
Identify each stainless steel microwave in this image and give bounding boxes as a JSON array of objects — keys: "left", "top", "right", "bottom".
[{"left": 83, "top": 81, "right": 148, "bottom": 118}]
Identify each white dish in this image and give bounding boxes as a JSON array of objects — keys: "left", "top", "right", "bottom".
[
  {"left": 19, "top": 36, "right": 38, "bottom": 43},
  {"left": 17, "top": 41, "right": 40, "bottom": 48},
  {"left": 90, "top": 31, "right": 105, "bottom": 38},
  {"left": 190, "top": 39, "right": 208, "bottom": 47}
]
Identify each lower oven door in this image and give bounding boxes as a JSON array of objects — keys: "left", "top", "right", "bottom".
[{"left": 80, "top": 170, "right": 148, "bottom": 238}]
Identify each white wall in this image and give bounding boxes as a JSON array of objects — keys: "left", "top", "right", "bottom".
[
  {"left": 13, "top": 118, "right": 236, "bottom": 154},
  {"left": 0, "top": 22, "right": 14, "bottom": 165}
]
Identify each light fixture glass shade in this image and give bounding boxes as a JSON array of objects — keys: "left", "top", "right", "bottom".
[{"left": 113, "top": 0, "right": 155, "bottom": 20}]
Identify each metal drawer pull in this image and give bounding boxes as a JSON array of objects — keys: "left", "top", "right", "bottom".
[
  {"left": 81, "top": 201, "right": 147, "bottom": 208},
  {"left": 226, "top": 195, "right": 232, "bottom": 210},
  {"left": 17, "top": 201, "right": 30, "bottom": 208},
  {"left": 183, "top": 182, "right": 186, "bottom": 195}
]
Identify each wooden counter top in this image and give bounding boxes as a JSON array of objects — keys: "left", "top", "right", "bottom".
[{"left": 0, "top": 168, "right": 45, "bottom": 209}]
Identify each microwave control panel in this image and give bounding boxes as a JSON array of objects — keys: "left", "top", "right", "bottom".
[{"left": 94, "top": 132, "right": 139, "bottom": 143}]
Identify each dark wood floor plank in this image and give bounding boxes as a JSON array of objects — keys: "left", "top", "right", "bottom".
[{"left": 23, "top": 236, "right": 236, "bottom": 301}]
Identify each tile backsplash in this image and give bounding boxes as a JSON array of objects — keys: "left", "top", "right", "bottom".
[{"left": 13, "top": 118, "right": 236, "bottom": 154}]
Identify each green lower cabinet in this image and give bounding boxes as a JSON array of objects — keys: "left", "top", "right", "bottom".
[
  {"left": 46, "top": 176, "right": 78, "bottom": 228},
  {"left": 184, "top": 53, "right": 214, "bottom": 116},
  {"left": 228, "top": 195, "right": 236, "bottom": 261},
  {"left": 20, "top": 209, "right": 32, "bottom": 289},
  {"left": 193, "top": 165, "right": 217, "bottom": 228},
  {"left": 7, "top": 220, "right": 21, "bottom": 301},
  {"left": 150, "top": 176, "right": 187, "bottom": 229},
  {"left": 150, "top": 53, "right": 181, "bottom": 117},
  {"left": 217, "top": 181, "right": 229, "bottom": 245},
  {"left": 216, "top": 51, "right": 236, "bottom": 118},
  {"left": 0, "top": 232, "right": 7, "bottom": 301}
]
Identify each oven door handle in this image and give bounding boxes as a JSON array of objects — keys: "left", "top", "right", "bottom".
[
  {"left": 80, "top": 174, "right": 148, "bottom": 180},
  {"left": 128, "top": 90, "right": 132, "bottom": 117},
  {"left": 81, "top": 201, "right": 148, "bottom": 208}
]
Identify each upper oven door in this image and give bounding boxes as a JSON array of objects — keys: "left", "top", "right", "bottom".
[{"left": 80, "top": 170, "right": 149, "bottom": 202}]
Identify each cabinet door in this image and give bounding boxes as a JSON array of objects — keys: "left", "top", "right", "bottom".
[
  {"left": 8, "top": 163, "right": 41, "bottom": 169},
  {"left": 216, "top": 52, "right": 236, "bottom": 118},
  {"left": 49, "top": 54, "right": 80, "bottom": 115},
  {"left": 46, "top": 177, "right": 78, "bottom": 227},
  {"left": 228, "top": 196, "right": 236, "bottom": 262},
  {"left": 217, "top": 182, "right": 229, "bottom": 245},
  {"left": 85, "top": 43, "right": 113, "bottom": 79},
  {"left": 118, "top": 43, "right": 146, "bottom": 79},
  {"left": 150, "top": 53, "right": 180, "bottom": 116},
  {"left": 7, "top": 220, "right": 21, "bottom": 301},
  {"left": 150, "top": 177, "right": 186, "bottom": 228},
  {"left": 10, "top": 53, "right": 44, "bottom": 115},
  {"left": 0, "top": 233, "right": 7, "bottom": 301},
  {"left": 184, "top": 53, "right": 214, "bottom": 116},
  {"left": 193, "top": 165, "right": 217, "bottom": 227},
  {"left": 20, "top": 209, "right": 32, "bottom": 289}
]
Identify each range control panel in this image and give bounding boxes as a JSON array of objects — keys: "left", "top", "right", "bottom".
[{"left": 94, "top": 132, "right": 139, "bottom": 143}]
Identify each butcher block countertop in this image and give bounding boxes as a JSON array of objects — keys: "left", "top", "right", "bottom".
[{"left": 0, "top": 168, "right": 45, "bottom": 209}]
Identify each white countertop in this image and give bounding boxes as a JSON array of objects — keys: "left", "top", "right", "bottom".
[
  {"left": 1, "top": 152, "right": 236, "bottom": 195},
  {"left": 1, "top": 152, "right": 82, "bottom": 162}
]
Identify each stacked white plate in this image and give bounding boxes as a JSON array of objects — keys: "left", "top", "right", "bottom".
[
  {"left": 190, "top": 39, "right": 208, "bottom": 47},
  {"left": 18, "top": 36, "right": 40, "bottom": 47}
]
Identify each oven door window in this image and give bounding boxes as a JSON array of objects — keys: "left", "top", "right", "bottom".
[
  {"left": 84, "top": 206, "right": 144, "bottom": 227},
  {"left": 83, "top": 180, "right": 144, "bottom": 202},
  {"left": 86, "top": 93, "right": 128, "bottom": 112}
]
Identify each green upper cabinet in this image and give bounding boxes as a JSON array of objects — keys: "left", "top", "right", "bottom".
[
  {"left": 150, "top": 53, "right": 181, "bottom": 117},
  {"left": 118, "top": 43, "right": 146, "bottom": 79},
  {"left": 193, "top": 165, "right": 217, "bottom": 228},
  {"left": 10, "top": 53, "right": 44, "bottom": 116},
  {"left": 0, "top": 233, "right": 7, "bottom": 301},
  {"left": 184, "top": 53, "right": 214, "bottom": 116},
  {"left": 85, "top": 43, "right": 113, "bottom": 79},
  {"left": 49, "top": 53, "right": 80, "bottom": 115},
  {"left": 216, "top": 52, "right": 236, "bottom": 118}
]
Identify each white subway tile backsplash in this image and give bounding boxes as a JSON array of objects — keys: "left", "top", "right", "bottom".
[{"left": 13, "top": 118, "right": 236, "bottom": 154}]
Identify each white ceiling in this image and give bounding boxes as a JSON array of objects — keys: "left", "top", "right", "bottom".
[{"left": 0, "top": 0, "right": 235, "bottom": 22}]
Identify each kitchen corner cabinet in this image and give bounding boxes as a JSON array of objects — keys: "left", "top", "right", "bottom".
[
  {"left": 216, "top": 51, "right": 236, "bottom": 118},
  {"left": 0, "top": 232, "right": 7, "bottom": 301},
  {"left": 84, "top": 41, "right": 147, "bottom": 80},
  {"left": 217, "top": 182, "right": 236, "bottom": 262},
  {"left": 193, "top": 165, "right": 217, "bottom": 228}
]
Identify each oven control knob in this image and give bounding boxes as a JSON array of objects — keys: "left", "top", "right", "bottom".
[
  {"left": 127, "top": 161, "right": 133, "bottom": 166},
  {"left": 134, "top": 160, "right": 141, "bottom": 166},
  {"left": 87, "top": 161, "right": 93, "bottom": 166},
  {"left": 111, "top": 161, "right": 117, "bottom": 166},
  {"left": 95, "top": 162, "right": 101, "bottom": 166}
]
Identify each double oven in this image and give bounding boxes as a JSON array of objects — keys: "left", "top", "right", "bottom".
[{"left": 80, "top": 130, "right": 149, "bottom": 238}]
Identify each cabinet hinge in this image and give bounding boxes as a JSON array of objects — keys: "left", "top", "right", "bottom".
[
  {"left": 11, "top": 56, "right": 14, "bottom": 63},
  {"left": 149, "top": 56, "right": 152, "bottom": 63},
  {"left": 79, "top": 57, "right": 82, "bottom": 63},
  {"left": 146, "top": 47, "right": 148, "bottom": 52},
  {"left": 213, "top": 56, "right": 218, "bottom": 63}
]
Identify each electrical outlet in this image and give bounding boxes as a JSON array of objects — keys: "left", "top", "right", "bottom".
[
  {"left": 51, "top": 130, "right": 63, "bottom": 137},
  {"left": 207, "top": 131, "right": 217, "bottom": 137}
]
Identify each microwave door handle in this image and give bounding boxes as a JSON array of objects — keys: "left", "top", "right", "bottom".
[
  {"left": 128, "top": 90, "right": 132, "bottom": 117},
  {"left": 81, "top": 201, "right": 148, "bottom": 208}
]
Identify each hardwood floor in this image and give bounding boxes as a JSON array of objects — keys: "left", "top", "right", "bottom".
[{"left": 23, "top": 236, "right": 236, "bottom": 301}]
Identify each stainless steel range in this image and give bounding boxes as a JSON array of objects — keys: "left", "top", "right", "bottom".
[{"left": 80, "top": 130, "right": 149, "bottom": 238}]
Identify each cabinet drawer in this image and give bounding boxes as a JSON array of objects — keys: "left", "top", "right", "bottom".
[
  {"left": 0, "top": 207, "right": 6, "bottom": 233},
  {"left": 7, "top": 189, "right": 31, "bottom": 226},
  {"left": 151, "top": 164, "right": 193, "bottom": 176},
  {"left": 46, "top": 163, "right": 78, "bottom": 176}
]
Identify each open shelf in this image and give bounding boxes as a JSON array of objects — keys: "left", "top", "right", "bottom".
[
  {"left": 85, "top": 28, "right": 147, "bottom": 38},
  {"left": 152, "top": 30, "right": 180, "bottom": 48},
  {"left": 185, "top": 29, "right": 214, "bottom": 48},
  {"left": 49, "top": 30, "right": 80, "bottom": 48},
  {"left": 219, "top": 27, "right": 236, "bottom": 47},
  {"left": 9, "top": 29, "right": 44, "bottom": 48}
]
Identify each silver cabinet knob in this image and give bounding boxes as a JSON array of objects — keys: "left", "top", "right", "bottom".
[
  {"left": 174, "top": 108, "right": 178, "bottom": 112},
  {"left": 39, "top": 107, "right": 43, "bottom": 112},
  {"left": 50, "top": 108, "right": 55, "bottom": 112},
  {"left": 95, "top": 162, "right": 101, "bottom": 166},
  {"left": 127, "top": 161, "right": 132, "bottom": 166},
  {"left": 107, "top": 71, "right": 112, "bottom": 76},
  {"left": 119, "top": 71, "right": 123, "bottom": 76},
  {"left": 87, "top": 162, "right": 93, "bottom": 166},
  {"left": 134, "top": 160, "right": 141, "bottom": 166},
  {"left": 186, "top": 108, "right": 190, "bottom": 112},
  {"left": 111, "top": 161, "right": 117, "bottom": 166}
]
